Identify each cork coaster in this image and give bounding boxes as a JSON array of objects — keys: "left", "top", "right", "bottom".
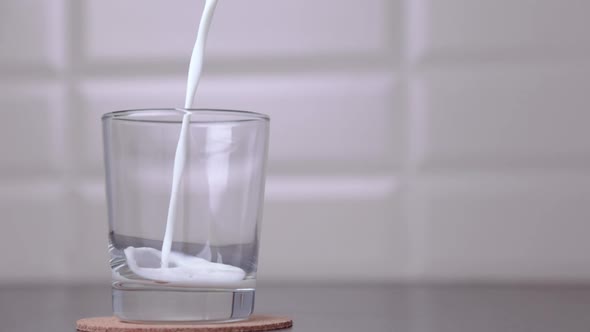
[{"left": 76, "top": 315, "right": 293, "bottom": 332}]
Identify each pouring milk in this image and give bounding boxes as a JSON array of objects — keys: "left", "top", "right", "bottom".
[{"left": 120, "top": 0, "right": 246, "bottom": 286}]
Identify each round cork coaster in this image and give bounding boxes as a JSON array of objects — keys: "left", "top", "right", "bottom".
[{"left": 76, "top": 315, "right": 293, "bottom": 332}]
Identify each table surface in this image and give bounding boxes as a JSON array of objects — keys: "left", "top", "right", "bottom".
[{"left": 1, "top": 283, "right": 590, "bottom": 332}]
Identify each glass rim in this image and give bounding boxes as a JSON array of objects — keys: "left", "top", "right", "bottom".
[{"left": 102, "top": 108, "right": 270, "bottom": 124}]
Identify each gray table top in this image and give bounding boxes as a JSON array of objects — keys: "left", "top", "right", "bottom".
[{"left": 1, "top": 283, "right": 589, "bottom": 332}]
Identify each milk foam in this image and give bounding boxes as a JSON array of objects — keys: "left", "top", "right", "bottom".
[
  {"left": 122, "top": 0, "right": 248, "bottom": 286},
  {"left": 125, "top": 247, "right": 245, "bottom": 285}
]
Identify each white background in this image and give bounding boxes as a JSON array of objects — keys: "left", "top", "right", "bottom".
[{"left": 0, "top": 0, "right": 589, "bottom": 284}]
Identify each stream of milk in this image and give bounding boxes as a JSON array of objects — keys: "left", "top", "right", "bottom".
[{"left": 120, "top": 0, "right": 247, "bottom": 286}]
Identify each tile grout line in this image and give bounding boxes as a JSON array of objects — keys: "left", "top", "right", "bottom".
[{"left": 399, "top": 0, "right": 427, "bottom": 282}]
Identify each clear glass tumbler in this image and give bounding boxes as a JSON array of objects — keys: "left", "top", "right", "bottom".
[{"left": 102, "top": 109, "right": 270, "bottom": 322}]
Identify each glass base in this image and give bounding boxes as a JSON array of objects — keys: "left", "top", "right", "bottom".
[{"left": 112, "top": 284, "right": 255, "bottom": 322}]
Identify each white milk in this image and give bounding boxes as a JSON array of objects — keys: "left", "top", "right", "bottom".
[{"left": 121, "top": 0, "right": 247, "bottom": 286}]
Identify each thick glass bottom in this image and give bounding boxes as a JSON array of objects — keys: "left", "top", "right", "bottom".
[{"left": 112, "top": 284, "right": 255, "bottom": 322}]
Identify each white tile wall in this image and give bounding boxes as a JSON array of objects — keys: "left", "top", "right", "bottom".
[
  {"left": 410, "top": 64, "right": 590, "bottom": 170},
  {"left": 0, "top": 82, "right": 65, "bottom": 176},
  {"left": 0, "top": 0, "right": 64, "bottom": 71},
  {"left": 70, "top": 182, "right": 111, "bottom": 282},
  {"left": 410, "top": 0, "right": 590, "bottom": 63},
  {"left": 0, "top": 183, "right": 70, "bottom": 282},
  {"left": 82, "top": 0, "right": 396, "bottom": 63},
  {"left": 406, "top": 173, "right": 590, "bottom": 282},
  {"left": 1, "top": 0, "right": 590, "bottom": 283},
  {"left": 259, "top": 185, "right": 402, "bottom": 281},
  {"left": 404, "top": 0, "right": 590, "bottom": 281}
]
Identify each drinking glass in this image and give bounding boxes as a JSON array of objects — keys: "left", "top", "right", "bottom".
[{"left": 102, "top": 109, "right": 269, "bottom": 322}]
